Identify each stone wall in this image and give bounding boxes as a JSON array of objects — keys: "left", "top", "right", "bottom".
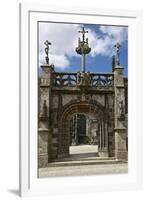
[
  {"left": 49, "top": 92, "right": 115, "bottom": 160},
  {"left": 38, "top": 66, "right": 128, "bottom": 167}
]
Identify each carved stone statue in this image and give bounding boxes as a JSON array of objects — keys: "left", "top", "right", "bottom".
[
  {"left": 77, "top": 72, "right": 81, "bottom": 85},
  {"left": 44, "top": 40, "right": 51, "bottom": 64},
  {"left": 119, "top": 100, "right": 124, "bottom": 116},
  {"left": 118, "top": 100, "right": 125, "bottom": 121},
  {"left": 42, "top": 100, "right": 47, "bottom": 117},
  {"left": 77, "top": 72, "right": 90, "bottom": 87}
]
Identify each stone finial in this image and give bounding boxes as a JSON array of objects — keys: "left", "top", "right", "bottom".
[
  {"left": 114, "top": 42, "right": 121, "bottom": 66},
  {"left": 44, "top": 40, "right": 51, "bottom": 64},
  {"left": 112, "top": 55, "right": 116, "bottom": 72}
]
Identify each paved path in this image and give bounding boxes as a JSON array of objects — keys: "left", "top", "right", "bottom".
[
  {"left": 39, "top": 145, "right": 128, "bottom": 178},
  {"left": 39, "top": 163, "right": 128, "bottom": 178}
]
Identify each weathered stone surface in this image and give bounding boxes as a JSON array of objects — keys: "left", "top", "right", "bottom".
[
  {"left": 114, "top": 66, "right": 127, "bottom": 161},
  {"left": 91, "top": 95, "right": 105, "bottom": 106},
  {"left": 38, "top": 64, "right": 128, "bottom": 168},
  {"left": 52, "top": 95, "right": 58, "bottom": 108},
  {"left": 38, "top": 154, "right": 48, "bottom": 168},
  {"left": 108, "top": 95, "right": 114, "bottom": 109},
  {"left": 62, "top": 95, "right": 77, "bottom": 106}
]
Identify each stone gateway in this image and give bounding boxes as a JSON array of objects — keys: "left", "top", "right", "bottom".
[{"left": 38, "top": 27, "right": 128, "bottom": 168}]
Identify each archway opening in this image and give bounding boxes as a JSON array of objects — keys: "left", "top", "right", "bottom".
[
  {"left": 69, "top": 113, "right": 99, "bottom": 160},
  {"left": 58, "top": 102, "right": 109, "bottom": 160},
  {"left": 70, "top": 114, "right": 88, "bottom": 146}
]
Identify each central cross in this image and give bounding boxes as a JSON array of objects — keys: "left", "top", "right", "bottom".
[
  {"left": 76, "top": 27, "right": 91, "bottom": 72},
  {"left": 114, "top": 42, "right": 121, "bottom": 51},
  {"left": 79, "top": 27, "right": 88, "bottom": 43}
]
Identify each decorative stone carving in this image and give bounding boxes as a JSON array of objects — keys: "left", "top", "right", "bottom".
[
  {"left": 75, "top": 27, "right": 91, "bottom": 72},
  {"left": 114, "top": 42, "right": 121, "bottom": 66},
  {"left": 117, "top": 99, "right": 125, "bottom": 121},
  {"left": 77, "top": 72, "right": 91, "bottom": 87},
  {"left": 119, "top": 100, "right": 124, "bottom": 115},
  {"left": 40, "top": 100, "right": 48, "bottom": 121},
  {"left": 44, "top": 40, "right": 51, "bottom": 65},
  {"left": 38, "top": 37, "right": 128, "bottom": 168}
]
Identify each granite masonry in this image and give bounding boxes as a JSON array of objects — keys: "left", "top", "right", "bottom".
[{"left": 38, "top": 28, "right": 128, "bottom": 168}]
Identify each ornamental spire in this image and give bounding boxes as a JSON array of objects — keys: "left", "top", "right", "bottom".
[
  {"left": 44, "top": 40, "right": 51, "bottom": 65},
  {"left": 114, "top": 42, "right": 121, "bottom": 66}
]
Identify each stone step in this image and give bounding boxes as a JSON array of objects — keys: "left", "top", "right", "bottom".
[
  {"left": 47, "top": 158, "right": 122, "bottom": 168},
  {"left": 53, "top": 156, "right": 116, "bottom": 162}
]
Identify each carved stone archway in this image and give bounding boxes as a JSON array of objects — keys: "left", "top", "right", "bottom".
[{"left": 57, "top": 100, "right": 109, "bottom": 158}]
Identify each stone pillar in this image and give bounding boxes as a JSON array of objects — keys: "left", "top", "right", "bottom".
[
  {"left": 98, "top": 120, "right": 109, "bottom": 157},
  {"left": 38, "top": 64, "right": 54, "bottom": 167},
  {"left": 86, "top": 117, "right": 89, "bottom": 136},
  {"left": 114, "top": 65, "right": 127, "bottom": 161},
  {"left": 104, "top": 122, "right": 108, "bottom": 150}
]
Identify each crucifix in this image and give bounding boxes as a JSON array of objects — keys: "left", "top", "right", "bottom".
[
  {"left": 76, "top": 27, "right": 91, "bottom": 72},
  {"left": 114, "top": 42, "right": 121, "bottom": 66},
  {"left": 44, "top": 40, "right": 51, "bottom": 64},
  {"left": 79, "top": 27, "right": 88, "bottom": 43}
]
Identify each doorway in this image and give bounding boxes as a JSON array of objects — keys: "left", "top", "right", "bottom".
[
  {"left": 70, "top": 114, "right": 88, "bottom": 145},
  {"left": 58, "top": 102, "right": 109, "bottom": 159},
  {"left": 69, "top": 113, "right": 99, "bottom": 160}
]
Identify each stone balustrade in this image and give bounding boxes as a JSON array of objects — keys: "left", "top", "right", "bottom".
[{"left": 52, "top": 72, "right": 114, "bottom": 88}]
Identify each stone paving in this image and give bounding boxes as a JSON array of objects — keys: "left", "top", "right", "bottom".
[
  {"left": 39, "top": 163, "right": 128, "bottom": 178},
  {"left": 38, "top": 145, "right": 128, "bottom": 178}
]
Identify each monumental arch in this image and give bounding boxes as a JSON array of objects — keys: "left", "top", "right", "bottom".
[{"left": 38, "top": 27, "right": 128, "bottom": 168}]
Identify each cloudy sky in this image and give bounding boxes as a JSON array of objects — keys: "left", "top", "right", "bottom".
[{"left": 39, "top": 22, "right": 128, "bottom": 76}]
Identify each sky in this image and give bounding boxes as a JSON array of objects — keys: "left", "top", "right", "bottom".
[{"left": 39, "top": 22, "right": 128, "bottom": 77}]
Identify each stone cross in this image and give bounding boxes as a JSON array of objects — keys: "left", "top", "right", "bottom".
[
  {"left": 44, "top": 40, "right": 51, "bottom": 64},
  {"left": 76, "top": 27, "right": 91, "bottom": 72},
  {"left": 79, "top": 27, "right": 88, "bottom": 42}
]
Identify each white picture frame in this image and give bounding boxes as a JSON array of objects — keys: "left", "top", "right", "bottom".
[{"left": 19, "top": 3, "right": 143, "bottom": 197}]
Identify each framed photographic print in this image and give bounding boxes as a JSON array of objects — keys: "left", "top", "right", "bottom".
[{"left": 19, "top": 3, "right": 142, "bottom": 197}]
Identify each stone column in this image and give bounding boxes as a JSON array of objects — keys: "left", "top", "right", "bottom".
[
  {"left": 104, "top": 122, "right": 108, "bottom": 150},
  {"left": 99, "top": 121, "right": 102, "bottom": 151},
  {"left": 114, "top": 65, "right": 127, "bottom": 161},
  {"left": 98, "top": 120, "right": 109, "bottom": 157},
  {"left": 38, "top": 64, "right": 54, "bottom": 168}
]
